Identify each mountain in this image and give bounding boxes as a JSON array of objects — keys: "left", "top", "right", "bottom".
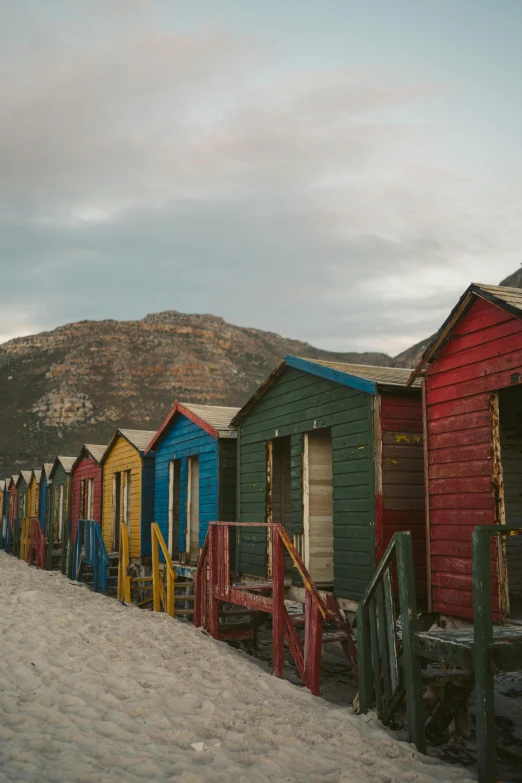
[{"left": 0, "top": 311, "right": 392, "bottom": 474}]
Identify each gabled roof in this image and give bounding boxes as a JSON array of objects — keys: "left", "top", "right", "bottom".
[
  {"left": 40, "top": 463, "right": 54, "bottom": 481},
  {"left": 0, "top": 480, "right": 5, "bottom": 492},
  {"left": 71, "top": 443, "right": 108, "bottom": 473},
  {"left": 17, "top": 471, "right": 32, "bottom": 487},
  {"left": 407, "top": 282, "right": 522, "bottom": 385},
  {"left": 30, "top": 469, "right": 42, "bottom": 485},
  {"left": 49, "top": 456, "right": 76, "bottom": 480},
  {"left": 231, "top": 355, "right": 420, "bottom": 426},
  {"left": 10, "top": 475, "right": 19, "bottom": 489},
  {"left": 100, "top": 429, "right": 157, "bottom": 463},
  {"left": 145, "top": 401, "right": 240, "bottom": 453}
]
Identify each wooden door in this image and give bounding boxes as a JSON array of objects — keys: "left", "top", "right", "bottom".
[
  {"left": 54, "top": 484, "right": 64, "bottom": 542},
  {"left": 186, "top": 457, "right": 200, "bottom": 564},
  {"left": 112, "top": 472, "right": 121, "bottom": 552},
  {"left": 303, "top": 429, "right": 333, "bottom": 585},
  {"left": 168, "top": 460, "right": 181, "bottom": 560}
]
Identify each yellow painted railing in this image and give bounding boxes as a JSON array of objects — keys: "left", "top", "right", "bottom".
[
  {"left": 117, "top": 522, "right": 131, "bottom": 603},
  {"left": 19, "top": 518, "right": 31, "bottom": 562},
  {"left": 151, "top": 522, "right": 177, "bottom": 617}
]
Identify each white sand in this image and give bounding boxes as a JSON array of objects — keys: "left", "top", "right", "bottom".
[{"left": 0, "top": 552, "right": 475, "bottom": 783}]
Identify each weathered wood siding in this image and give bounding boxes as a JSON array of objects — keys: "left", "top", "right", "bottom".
[
  {"left": 425, "top": 297, "right": 522, "bottom": 619},
  {"left": 379, "top": 391, "right": 426, "bottom": 596},
  {"left": 237, "top": 366, "right": 375, "bottom": 600},
  {"left": 70, "top": 457, "right": 103, "bottom": 541},
  {"left": 101, "top": 436, "right": 142, "bottom": 558},
  {"left": 499, "top": 387, "right": 522, "bottom": 602},
  {"left": 154, "top": 414, "right": 218, "bottom": 554}
]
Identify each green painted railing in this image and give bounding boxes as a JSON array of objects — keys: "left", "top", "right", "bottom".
[{"left": 357, "top": 531, "right": 425, "bottom": 752}]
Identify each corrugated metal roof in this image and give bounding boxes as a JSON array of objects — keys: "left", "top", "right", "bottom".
[
  {"left": 180, "top": 403, "right": 240, "bottom": 432},
  {"left": 300, "top": 359, "right": 422, "bottom": 388},
  {"left": 84, "top": 444, "right": 107, "bottom": 463},
  {"left": 119, "top": 429, "right": 158, "bottom": 452}
]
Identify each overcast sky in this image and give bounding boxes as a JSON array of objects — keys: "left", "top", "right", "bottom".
[{"left": 1, "top": 1, "right": 521, "bottom": 355}]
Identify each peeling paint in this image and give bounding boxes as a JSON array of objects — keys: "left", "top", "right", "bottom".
[{"left": 395, "top": 434, "right": 410, "bottom": 444}]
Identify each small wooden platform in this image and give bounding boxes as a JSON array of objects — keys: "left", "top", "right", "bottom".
[{"left": 415, "top": 624, "right": 522, "bottom": 672}]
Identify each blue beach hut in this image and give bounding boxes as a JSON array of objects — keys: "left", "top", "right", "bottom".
[{"left": 145, "top": 402, "right": 239, "bottom": 574}]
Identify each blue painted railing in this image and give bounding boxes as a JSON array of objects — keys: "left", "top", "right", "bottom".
[{"left": 72, "top": 519, "right": 110, "bottom": 594}]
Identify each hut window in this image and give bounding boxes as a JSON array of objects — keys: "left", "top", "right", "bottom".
[
  {"left": 498, "top": 386, "right": 522, "bottom": 619},
  {"left": 186, "top": 456, "right": 200, "bottom": 564},
  {"left": 168, "top": 460, "right": 181, "bottom": 560}
]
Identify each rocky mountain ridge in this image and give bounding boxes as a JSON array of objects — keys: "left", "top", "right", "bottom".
[{"left": 2, "top": 268, "right": 520, "bottom": 474}]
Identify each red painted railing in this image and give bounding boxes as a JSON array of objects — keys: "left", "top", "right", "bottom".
[
  {"left": 194, "top": 522, "right": 350, "bottom": 695},
  {"left": 28, "top": 518, "right": 46, "bottom": 570}
]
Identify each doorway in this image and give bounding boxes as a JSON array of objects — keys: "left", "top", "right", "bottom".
[
  {"left": 168, "top": 459, "right": 181, "bottom": 560},
  {"left": 53, "top": 484, "right": 64, "bottom": 543},
  {"left": 268, "top": 437, "right": 293, "bottom": 576},
  {"left": 303, "top": 428, "right": 334, "bottom": 586},
  {"left": 186, "top": 457, "right": 200, "bottom": 564},
  {"left": 499, "top": 386, "right": 522, "bottom": 618}
]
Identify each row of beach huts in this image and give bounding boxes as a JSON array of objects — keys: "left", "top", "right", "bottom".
[{"left": 2, "top": 281, "right": 522, "bottom": 783}]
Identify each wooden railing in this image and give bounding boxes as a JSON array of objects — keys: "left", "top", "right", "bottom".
[
  {"left": 151, "top": 523, "right": 177, "bottom": 616},
  {"left": 357, "top": 531, "right": 424, "bottom": 752},
  {"left": 28, "top": 518, "right": 46, "bottom": 569},
  {"left": 194, "top": 521, "right": 340, "bottom": 695}
]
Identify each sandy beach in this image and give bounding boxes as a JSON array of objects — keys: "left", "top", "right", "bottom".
[{"left": 0, "top": 552, "right": 474, "bottom": 782}]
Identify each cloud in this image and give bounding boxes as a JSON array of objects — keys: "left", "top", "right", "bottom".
[{"left": 0, "top": 1, "right": 520, "bottom": 355}]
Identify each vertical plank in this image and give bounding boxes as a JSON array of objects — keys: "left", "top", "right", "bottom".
[
  {"left": 152, "top": 525, "right": 161, "bottom": 613},
  {"left": 208, "top": 525, "right": 219, "bottom": 639},
  {"left": 355, "top": 601, "right": 373, "bottom": 714},
  {"left": 223, "top": 524, "right": 231, "bottom": 599},
  {"left": 376, "top": 582, "right": 391, "bottom": 704},
  {"left": 272, "top": 526, "right": 285, "bottom": 678},
  {"left": 396, "top": 532, "right": 426, "bottom": 753},
  {"left": 369, "top": 596, "right": 383, "bottom": 717},
  {"left": 383, "top": 567, "right": 399, "bottom": 692},
  {"left": 472, "top": 528, "right": 496, "bottom": 783},
  {"left": 304, "top": 590, "right": 323, "bottom": 696},
  {"left": 421, "top": 378, "right": 432, "bottom": 612}
]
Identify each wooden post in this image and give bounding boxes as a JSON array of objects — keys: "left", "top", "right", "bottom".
[
  {"left": 472, "top": 528, "right": 496, "bottom": 783},
  {"left": 396, "top": 532, "right": 426, "bottom": 754},
  {"left": 272, "top": 526, "right": 285, "bottom": 678},
  {"left": 152, "top": 524, "right": 161, "bottom": 613},
  {"left": 208, "top": 525, "right": 219, "bottom": 639},
  {"left": 357, "top": 602, "right": 374, "bottom": 713},
  {"left": 304, "top": 590, "right": 323, "bottom": 696}
]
